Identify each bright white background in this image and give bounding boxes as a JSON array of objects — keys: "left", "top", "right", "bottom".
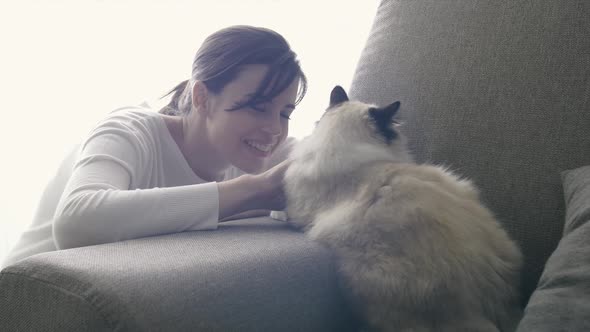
[{"left": 0, "top": 0, "right": 378, "bottom": 262}]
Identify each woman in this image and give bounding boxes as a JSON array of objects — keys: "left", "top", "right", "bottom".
[{"left": 2, "top": 25, "right": 307, "bottom": 267}]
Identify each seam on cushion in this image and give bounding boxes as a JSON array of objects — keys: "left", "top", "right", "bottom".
[{"left": 0, "top": 271, "right": 116, "bottom": 331}]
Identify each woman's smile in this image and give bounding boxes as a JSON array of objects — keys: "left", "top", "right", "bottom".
[{"left": 243, "top": 139, "right": 276, "bottom": 157}]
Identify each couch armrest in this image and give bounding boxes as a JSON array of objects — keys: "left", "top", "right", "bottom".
[{"left": 0, "top": 218, "right": 357, "bottom": 331}]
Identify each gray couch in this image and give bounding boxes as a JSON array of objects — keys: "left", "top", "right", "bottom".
[{"left": 2, "top": 0, "right": 589, "bottom": 331}]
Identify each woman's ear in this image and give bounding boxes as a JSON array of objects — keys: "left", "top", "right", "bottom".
[{"left": 192, "top": 81, "right": 209, "bottom": 113}]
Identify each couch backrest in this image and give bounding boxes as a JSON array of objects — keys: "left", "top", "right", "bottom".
[{"left": 350, "top": 0, "right": 590, "bottom": 301}]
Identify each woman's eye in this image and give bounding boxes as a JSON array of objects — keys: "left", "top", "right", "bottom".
[{"left": 249, "top": 105, "right": 290, "bottom": 120}]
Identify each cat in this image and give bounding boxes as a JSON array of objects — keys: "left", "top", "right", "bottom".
[{"left": 283, "top": 86, "right": 523, "bottom": 332}]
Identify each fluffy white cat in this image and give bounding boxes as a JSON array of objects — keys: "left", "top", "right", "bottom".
[{"left": 284, "top": 86, "right": 523, "bottom": 332}]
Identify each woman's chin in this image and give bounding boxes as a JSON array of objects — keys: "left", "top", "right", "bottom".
[
  {"left": 232, "top": 158, "right": 266, "bottom": 174},
  {"left": 231, "top": 144, "right": 273, "bottom": 173}
]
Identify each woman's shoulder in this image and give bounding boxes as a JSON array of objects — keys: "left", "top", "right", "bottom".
[
  {"left": 80, "top": 104, "right": 167, "bottom": 154},
  {"left": 101, "top": 104, "right": 161, "bottom": 125},
  {"left": 87, "top": 104, "right": 166, "bottom": 137}
]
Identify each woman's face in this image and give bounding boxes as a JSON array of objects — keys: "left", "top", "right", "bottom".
[{"left": 205, "top": 65, "right": 299, "bottom": 173}]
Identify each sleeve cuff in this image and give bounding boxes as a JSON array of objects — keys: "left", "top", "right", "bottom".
[
  {"left": 270, "top": 210, "right": 288, "bottom": 222},
  {"left": 179, "top": 182, "right": 219, "bottom": 231}
]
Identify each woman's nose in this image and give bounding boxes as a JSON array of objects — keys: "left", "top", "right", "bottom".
[{"left": 261, "top": 113, "right": 282, "bottom": 136}]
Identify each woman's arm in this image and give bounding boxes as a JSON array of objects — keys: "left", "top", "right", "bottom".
[
  {"left": 52, "top": 156, "right": 219, "bottom": 249},
  {"left": 53, "top": 152, "right": 291, "bottom": 251},
  {"left": 53, "top": 157, "right": 286, "bottom": 249}
]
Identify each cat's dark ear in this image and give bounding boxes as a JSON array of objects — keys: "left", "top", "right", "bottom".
[
  {"left": 369, "top": 101, "right": 400, "bottom": 124},
  {"left": 329, "top": 86, "right": 349, "bottom": 108},
  {"left": 369, "top": 101, "right": 401, "bottom": 143}
]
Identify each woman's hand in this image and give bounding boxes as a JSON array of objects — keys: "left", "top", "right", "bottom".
[
  {"left": 217, "top": 160, "right": 291, "bottom": 221},
  {"left": 255, "top": 159, "right": 291, "bottom": 211}
]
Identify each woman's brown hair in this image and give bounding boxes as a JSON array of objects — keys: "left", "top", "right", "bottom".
[{"left": 160, "top": 25, "right": 307, "bottom": 116}]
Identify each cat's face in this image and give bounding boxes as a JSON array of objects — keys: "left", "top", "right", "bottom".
[{"left": 312, "top": 86, "right": 403, "bottom": 150}]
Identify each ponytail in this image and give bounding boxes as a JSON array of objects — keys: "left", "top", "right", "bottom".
[{"left": 159, "top": 80, "right": 192, "bottom": 115}]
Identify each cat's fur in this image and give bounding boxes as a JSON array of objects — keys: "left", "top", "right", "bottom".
[{"left": 284, "top": 86, "right": 523, "bottom": 332}]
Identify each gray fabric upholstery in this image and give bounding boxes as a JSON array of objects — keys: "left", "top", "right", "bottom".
[
  {"left": 349, "top": 0, "right": 590, "bottom": 300},
  {"left": 0, "top": 272, "right": 111, "bottom": 331},
  {"left": 0, "top": 218, "right": 357, "bottom": 332},
  {"left": 516, "top": 166, "right": 590, "bottom": 331}
]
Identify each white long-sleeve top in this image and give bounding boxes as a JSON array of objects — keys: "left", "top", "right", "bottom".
[{"left": 2, "top": 106, "right": 293, "bottom": 268}]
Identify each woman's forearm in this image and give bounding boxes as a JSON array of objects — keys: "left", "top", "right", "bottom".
[{"left": 217, "top": 174, "right": 264, "bottom": 220}]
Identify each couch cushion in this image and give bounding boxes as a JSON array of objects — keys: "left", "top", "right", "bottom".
[
  {"left": 350, "top": 0, "right": 590, "bottom": 300},
  {"left": 516, "top": 165, "right": 590, "bottom": 331},
  {"left": 0, "top": 218, "right": 357, "bottom": 332}
]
